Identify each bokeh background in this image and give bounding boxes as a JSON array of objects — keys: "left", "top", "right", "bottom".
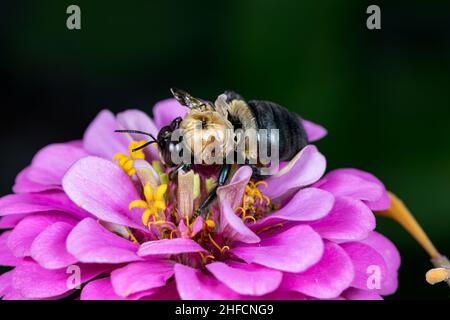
[{"left": 0, "top": 0, "right": 449, "bottom": 299}]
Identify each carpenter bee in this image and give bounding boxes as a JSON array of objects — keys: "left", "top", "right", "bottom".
[{"left": 117, "top": 88, "right": 308, "bottom": 217}]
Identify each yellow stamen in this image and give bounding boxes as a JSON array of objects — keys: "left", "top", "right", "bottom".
[
  {"left": 129, "top": 183, "right": 168, "bottom": 229},
  {"left": 129, "top": 140, "right": 147, "bottom": 160},
  {"left": 170, "top": 229, "right": 178, "bottom": 239},
  {"left": 242, "top": 215, "right": 257, "bottom": 224},
  {"left": 144, "top": 184, "right": 154, "bottom": 202},
  {"left": 205, "top": 219, "right": 216, "bottom": 229},
  {"left": 125, "top": 227, "right": 139, "bottom": 244},
  {"left": 113, "top": 141, "right": 147, "bottom": 177},
  {"left": 255, "top": 181, "right": 268, "bottom": 187},
  {"left": 153, "top": 200, "right": 166, "bottom": 211},
  {"left": 208, "top": 233, "right": 230, "bottom": 253},
  {"left": 141, "top": 209, "right": 154, "bottom": 226},
  {"left": 257, "top": 223, "right": 284, "bottom": 234},
  {"left": 155, "top": 184, "right": 168, "bottom": 200},
  {"left": 129, "top": 200, "right": 148, "bottom": 210},
  {"left": 148, "top": 219, "right": 167, "bottom": 226},
  {"left": 198, "top": 252, "right": 215, "bottom": 264},
  {"left": 122, "top": 159, "right": 134, "bottom": 171},
  {"left": 185, "top": 215, "right": 190, "bottom": 229}
]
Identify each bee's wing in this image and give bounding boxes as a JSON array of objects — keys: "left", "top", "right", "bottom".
[{"left": 170, "top": 87, "right": 209, "bottom": 110}]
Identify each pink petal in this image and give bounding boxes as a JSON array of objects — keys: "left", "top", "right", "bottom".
[
  {"left": 282, "top": 242, "right": 354, "bottom": 299},
  {"left": 252, "top": 188, "right": 334, "bottom": 230},
  {"left": 310, "top": 196, "right": 375, "bottom": 242},
  {"left": 218, "top": 200, "right": 260, "bottom": 244},
  {"left": 13, "top": 167, "right": 56, "bottom": 194},
  {"left": 362, "top": 232, "right": 401, "bottom": 272},
  {"left": 67, "top": 218, "right": 141, "bottom": 264},
  {"left": 315, "top": 171, "right": 382, "bottom": 202},
  {"left": 62, "top": 156, "right": 145, "bottom": 230},
  {"left": 0, "top": 214, "right": 28, "bottom": 229},
  {"left": 142, "top": 281, "right": 180, "bottom": 300},
  {"left": 7, "top": 212, "right": 77, "bottom": 257},
  {"left": 117, "top": 109, "right": 159, "bottom": 138},
  {"left": 12, "top": 260, "right": 110, "bottom": 299},
  {"left": 190, "top": 216, "right": 204, "bottom": 238},
  {"left": 152, "top": 98, "right": 188, "bottom": 129},
  {"left": 341, "top": 241, "right": 389, "bottom": 294},
  {"left": 361, "top": 231, "right": 401, "bottom": 280},
  {"left": 264, "top": 145, "right": 326, "bottom": 199},
  {"left": 315, "top": 168, "right": 390, "bottom": 210},
  {"left": 111, "top": 260, "right": 174, "bottom": 297},
  {"left": 0, "top": 231, "right": 21, "bottom": 266},
  {"left": 254, "top": 290, "right": 308, "bottom": 300},
  {"left": 83, "top": 110, "right": 129, "bottom": 159},
  {"left": 206, "top": 262, "right": 282, "bottom": 296},
  {"left": 341, "top": 169, "right": 390, "bottom": 210},
  {"left": 341, "top": 287, "right": 383, "bottom": 300},
  {"left": 138, "top": 238, "right": 206, "bottom": 257},
  {"left": 174, "top": 264, "right": 241, "bottom": 300},
  {"left": 0, "top": 194, "right": 58, "bottom": 216},
  {"left": 0, "top": 191, "right": 89, "bottom": 219},
  {"left": 25, "top": 144, "right": 88, "bottom": 188},
  {"left": 0, "top": 270, "right": 26, "bottom": 300},
  {"left": 302, "top": 119, "right": 327, "bottom": 142},
  {"left": 80, "top": 277, "right": 156, "bottom": 300},
  {"left": 231, "top": 225, "right": 323, "bottom": 273},
  {"left": 217, "top": 166, "right": 253, "bottom": 210},
  {"left": 80, "top": 278, "right": 125, "bottom": 300},
  {"left": 30, "top": 222, "right": 78, "bottom": 269}
]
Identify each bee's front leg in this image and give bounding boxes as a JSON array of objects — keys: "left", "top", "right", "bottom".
[
  {"left": 169, "top": 163, "right": 191, "bottom": 180},
  {"left": 193, "top": 164, "right": 231, "bottom": 218}
]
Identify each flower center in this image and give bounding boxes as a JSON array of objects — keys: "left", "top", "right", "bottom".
[{"left": 113, "top": 141, "right": 279, "bottom": 267}]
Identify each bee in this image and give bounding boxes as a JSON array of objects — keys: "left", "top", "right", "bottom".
[{"left": 117, "top": 88, "right": 308, "bottom": 217}]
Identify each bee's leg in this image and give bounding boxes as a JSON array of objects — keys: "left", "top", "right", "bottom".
[
  {"left": 193, "top": 164, "right": 232, "bottom": 218},
  {"left": 169, "top": 163, "right": 191, "bottom": 180},
  {"left": 250, "top": 164, "right": 273, "bottom": 180},
  {"left": 250, "top": 164, "right": 263, "bottom": 179}
]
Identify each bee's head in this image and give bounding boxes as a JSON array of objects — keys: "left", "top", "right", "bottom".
[{"left": 158, "top": 117, "right": 183, "bottom": 167}]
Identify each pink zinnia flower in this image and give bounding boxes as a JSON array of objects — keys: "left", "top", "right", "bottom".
[{"left": 0, "top": 98, "right": 402, "bottom": 300}]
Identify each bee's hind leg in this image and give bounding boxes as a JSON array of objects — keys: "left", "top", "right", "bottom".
[
  {"left": 249, "top": 164, "right": 273, "bottom": 180},
  {"left": 192, "top": 164, "right": 232, "bottom": 218}
]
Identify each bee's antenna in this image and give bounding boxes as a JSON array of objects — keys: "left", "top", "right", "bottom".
[
  {"left": 132, "top": 140, "right": 158, "bottom": 152},
  {"left": 115, "top": 129, "right": 158, "bottom": 141},
  {"left": 115, "top": 129, "right": 161, "bottom": 148}
]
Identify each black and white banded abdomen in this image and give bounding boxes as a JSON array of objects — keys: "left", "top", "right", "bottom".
[{"left": 247, "top": 100, "right": 308, "bottom": 161}]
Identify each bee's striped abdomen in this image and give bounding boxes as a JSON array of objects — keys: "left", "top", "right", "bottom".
[{"left": 247, "top": 100, "right": 308, "bottom": 161}]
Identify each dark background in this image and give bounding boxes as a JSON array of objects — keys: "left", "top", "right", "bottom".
[{"left": 0, "top": 0, "right": 449, "bottom": 299}]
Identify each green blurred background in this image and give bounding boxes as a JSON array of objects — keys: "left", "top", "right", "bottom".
[{"left": 0, "top": 0, "right": 449, "bottom": 299}]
